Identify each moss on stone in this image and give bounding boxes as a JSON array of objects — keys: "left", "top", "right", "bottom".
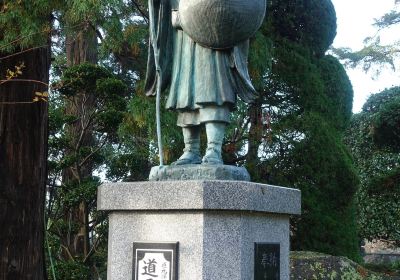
[{"left": 290, "top": 251, "right": 397, "bottom": 280}]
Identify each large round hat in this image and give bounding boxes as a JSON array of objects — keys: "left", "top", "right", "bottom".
[{"left": 179, "top": 0, "right": 266, "bottom": 49}]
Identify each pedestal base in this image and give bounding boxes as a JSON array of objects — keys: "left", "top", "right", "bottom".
[
  {"left": 98, "top": 181, "right": 301, "bottom": 280},
  {"left": 149, "top": 164, "right": 251, "bottom": 181}
]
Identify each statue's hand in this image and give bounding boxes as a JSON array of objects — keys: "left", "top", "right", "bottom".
[{"left": 171, "top": 9, "right": 182, "bottom": 30}]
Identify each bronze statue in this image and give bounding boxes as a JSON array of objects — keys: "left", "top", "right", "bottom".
[{"left": 145, "top": 0, "right": 266, "bottom": 165}]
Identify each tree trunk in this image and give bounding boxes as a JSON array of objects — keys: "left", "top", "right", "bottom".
[
  {"left": 61, "top": 27, "right": 97, "bottom": 262},
  {"left": 66, "top": 29, "right": 98, "bottom": 67},
  {"left": 246, "top": 101, "right": 263, "bottom": 181},
  {"left": 0, "top": 46, "right": 50, "bottom": 279}
]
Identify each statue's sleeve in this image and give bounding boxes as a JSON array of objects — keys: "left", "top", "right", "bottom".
[
  {"left": 144, "top": 0, "right": 174, "bottom": 96},
  {"left": 232, "top": 40, "right": 259, "bottom": 104}
]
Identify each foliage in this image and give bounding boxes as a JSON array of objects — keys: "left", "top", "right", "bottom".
[
  {"left": 237, "top": 0, "right": 361, "bottom": 260},
  {"left": 1, "top": 0, "right": 150, "bottom": 278},
  {"left": 47, "top": 63, "right": 129, "bottom": 279},
  {"left": 46, "top": 2, "right": 151, "bottom": 276},
  {"left": 49, "top": 0, "right": 363, "bottom": 265},
  {"left": 317, "top": 55, "right": 354, "bottom": 130},
  {"left": 52, "top": 260, "right": 91, "bottom": 280},
  {"left": 371, "top": 97, "right": 400, "bottom": 151},
  {"left": 345, "top": 87, "right": 400, "bottom": 246},
  {"left": 0, "top": 0, "right": 53, "bottom": 52},
  {"left": 331, "top": 1, "right": 400, "bottom": 73},
  {"left": 1, "top": 0, "right": 365, "bottom": 277},
  {"left": 267, "top": 0, "right": 337, "bottom": 57},
  {"left": 113, "top": 83, "right": 183, "bottom": 179}
]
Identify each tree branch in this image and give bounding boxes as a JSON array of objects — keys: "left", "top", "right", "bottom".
[
  {"left": 131, "top": 0, "right": 149, "bottom": 23},
  {"left": 79, "top": 139, "right": 107, "bottom": 168},
  {"left": 0, "top": 79, "right": 49, "bottom": 87},
  {"left": 0, "top": 45, "right": 50, "bottom": 61}
]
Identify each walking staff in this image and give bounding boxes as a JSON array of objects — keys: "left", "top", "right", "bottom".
[{"left": 148, "top": 0, "right": 164, "bottom": 166}]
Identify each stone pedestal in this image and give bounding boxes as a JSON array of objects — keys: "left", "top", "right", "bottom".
[{"left": 98, "top": 181, "right": 301, "bottom": 280}]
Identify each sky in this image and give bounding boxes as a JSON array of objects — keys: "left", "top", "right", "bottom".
[{"left": 331, "top": 0, "right": 400, "bottom": 112}]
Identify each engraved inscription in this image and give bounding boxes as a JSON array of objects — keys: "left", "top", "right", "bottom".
[
  {"left": 254, "top": 243, "right": 280, "bottom": 280},
  {"left": 133, "top": 243, "right": 178, "bottom": 280}
]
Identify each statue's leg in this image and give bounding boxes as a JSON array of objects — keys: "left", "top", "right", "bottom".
[
  {"left": 202, "top": 122, "right": 226, "bottom": 165},
  {"left": 171, "top": 126, "right": 202, "bottom": 165}
]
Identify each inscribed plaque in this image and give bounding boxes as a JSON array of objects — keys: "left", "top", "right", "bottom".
[
  {"left": 133, "top": 242, "right": 178, "bottom": 280},
  {"left": 254, "top": 243, "right": 280, "bottom": 280}
]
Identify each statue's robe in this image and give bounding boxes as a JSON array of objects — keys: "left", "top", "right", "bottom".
[{"left": 145, "top": 0, "right": 257, "bottom": 126}]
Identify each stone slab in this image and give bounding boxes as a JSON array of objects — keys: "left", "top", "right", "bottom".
[
  {"left": 148, "top": 164, "right": 251, "bottom": 181},
  {"left": 98, "top": 180, "right": 301, "bottom": 215},
  {"left": 107, "top": 211, "right": 290, "bottom": 280}
]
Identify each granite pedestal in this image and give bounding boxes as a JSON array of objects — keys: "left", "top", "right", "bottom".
[{"left": 98, "top": 181, "right": 301, "bottom": 280}]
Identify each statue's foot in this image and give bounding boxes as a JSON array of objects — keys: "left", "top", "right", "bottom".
[
  {"left": 202, "top": 148, "right": 223, "bottom": 165},
  {"left": 171, "top": 152, "right": 202, "bottom": 165}
]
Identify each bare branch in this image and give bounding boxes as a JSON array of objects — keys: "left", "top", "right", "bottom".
[
  {"left": 79, "top": 140, "right": 107, "bottom": 168},
  {"left": 0, "top": 45, "right": 50, "bottom": 61},
  {"left": 0, "top": 79, "right": 49, "bottom": 87},
  {"left": 60, "top": 245, "right": 75, "bottom": 261},
  {"left": 131, "top": 0, "right": 149, "bottom": 23},
  {"left": 83, "top": 233, "right": 102, "bottom": 263}
]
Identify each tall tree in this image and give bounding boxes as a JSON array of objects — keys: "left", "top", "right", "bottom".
[
  {"left": 0, "top": 44, "right": 50, "bottom": 280},
  {"left": 222, "top": 0, "right": 360, "bottom": 260},
  {"left": 48, "top": 6, "right": 108, "bottom": 276},
  {"left": 47, "top": 63, "right": 128, "bottom": 278},
  {"left": 60, "top": 20, "right": 98, "bottom": 265},
  {"left": 45, "top": 2, "right": 148, "bottom": 277},
  {"left": 264, "top": 0, "right": 359, "bottom": 260},
  {"left": 0, "top": 1, "right": 52, "bottom": 277}
]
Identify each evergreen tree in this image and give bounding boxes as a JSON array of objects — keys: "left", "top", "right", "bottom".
[
  {"left": 228, "top": 0, "right": 361, "bottom": 260},
  {"left": 269, "top": 0, "right": 359, "bottom": 261},
  {"left": 45, "top": 2, "right": 150, "bottom": 278},
  {"left": 47, "top": 63, "right": 129, "bottom": 278}
]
